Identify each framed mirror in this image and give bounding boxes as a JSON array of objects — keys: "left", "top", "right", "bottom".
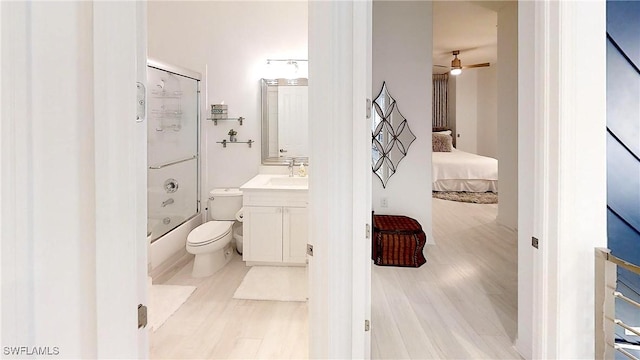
[
  {"left": 371, "top": 82, "right": 416, "bottom": 188},
  {"left": 261, "top": 78, "right": 309, "bottom": 165}
]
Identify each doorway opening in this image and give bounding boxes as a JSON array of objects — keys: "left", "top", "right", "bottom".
[{"left": 370, "top": 2, "right": 519, "bottom": 358}]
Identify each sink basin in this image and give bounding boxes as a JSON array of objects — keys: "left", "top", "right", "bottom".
[
  {"left": 240, "top": 174, "right": 309, "bottom": 190},
  {"left": 266, "top": 176, "right": 308, "bottom": 187}
]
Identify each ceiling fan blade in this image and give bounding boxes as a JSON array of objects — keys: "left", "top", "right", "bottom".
[
  {"left": 434, "top": 64, "right": 449, "bottom": 68},
  {"left": 462, "top": 62, "right": 490, "bottom": 69}
]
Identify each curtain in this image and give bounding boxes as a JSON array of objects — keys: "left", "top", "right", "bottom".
[{"left": 432, "top": 73, "right": 449, "bottom": 128}]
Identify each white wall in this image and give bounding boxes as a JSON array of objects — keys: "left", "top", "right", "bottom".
[
  {"left": 517, "top": 1, "right": 606, "bottom": 358},
  {"left": 148, "top": 1, "right": 308, "bottom": 205},
  {"left": 496, "top": 2, "right": 518, "bottom": 229},
  {"left": 372, "top": 1, "right": 432, "bottom": 240},
  {"left": 546, "top": 2, "right": 606, "bottom": 356},
  {"left": 454, "top": 70, "right": 478, "bottom": 153},
  {"left": 452, "top": 66, "right": 497, "bottom": 158},
  {"left": 476, "top": 66, "right": 498, "bottom": 158}
]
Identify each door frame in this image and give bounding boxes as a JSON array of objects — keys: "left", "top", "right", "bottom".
[
  {"left": 91, "top": 0, "right": 608, "bottom": 358},
  {"left": 517, "top": 1, "right": 607, "bottom": 358},
  {"left": 94, "top": 2, "right": 148, "bottom": 357},
  {"left": 307, "top": 1, "right": 372, "bottom": 358},
  {"left": 92, "top": 1, "right": 372, "bottom": 357}
]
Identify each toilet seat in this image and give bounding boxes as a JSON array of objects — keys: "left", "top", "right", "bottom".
[{"left": 187, "top": 221, "right": 233, "bottom": 246}]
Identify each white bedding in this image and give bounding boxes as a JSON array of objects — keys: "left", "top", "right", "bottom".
[{"left": 432, "top": 149, "right": 498, "bottom": 192}]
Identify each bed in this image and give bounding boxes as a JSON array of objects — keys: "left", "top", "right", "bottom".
[{"left": 432, "top": 130, "right": 498, "bottom": 193}]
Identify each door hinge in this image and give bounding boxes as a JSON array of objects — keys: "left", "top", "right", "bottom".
[
  {"left": 366, "top": 224, "right": 371, "bottom": 239},
  {"left": 365, "top": 319, "right": 370, "bottom": 332},
  {"left": 306, "top": 244, "right": 314, "bottom": 257},
  {"left": 136, "top": 82, "right": 146, "bottom": 122},
  {"left": 366, "top": 98, "right": 372, "bottom": 119},
  {"left": 138, "top": 304, "right": 148, "bottom": 329},
  {"left": 532, "top": 236, "right": 539, "bottom": 249}
]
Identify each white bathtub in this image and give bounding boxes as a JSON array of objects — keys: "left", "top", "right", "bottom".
[
  {"left": 148, "top": 214, "right": 202, "bottom": 271},
  {"left": 148, "top": 215, "right": 185, "bottom": 242}
]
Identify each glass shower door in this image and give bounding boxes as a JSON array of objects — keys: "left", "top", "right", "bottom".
[{"left": 147, "top": 65, "right": 199, "bottom": 242}]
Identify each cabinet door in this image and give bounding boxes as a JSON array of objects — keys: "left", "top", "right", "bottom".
[
  {"left": 244, "top": 206, "right": 283, "bottom": 262},
  {"left": 283, "top": 207, "right": 308, "bottom": 264}
]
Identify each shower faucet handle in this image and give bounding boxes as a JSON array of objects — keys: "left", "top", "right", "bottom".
[{"left": 161, "top": 198, "right": 174, "bottom": 207}]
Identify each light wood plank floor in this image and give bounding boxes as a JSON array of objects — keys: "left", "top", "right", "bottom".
[
  {"left": 150, "top": 255, "right": 308, "bottom": 359},
  {"left": 372, "top": 198, "right": 521, "bottom": 359},
  {"left": 152, "top": 198, "right": 519, "bottom": 359}
]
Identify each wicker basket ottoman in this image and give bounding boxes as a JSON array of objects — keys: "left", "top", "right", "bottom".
[{"left": 372, "top": 214, "right": 427, "bottom": 267}]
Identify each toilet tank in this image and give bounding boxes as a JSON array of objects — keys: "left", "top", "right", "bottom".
[{"left": 208, "top": 188, "right": 243, "bottom": 220}]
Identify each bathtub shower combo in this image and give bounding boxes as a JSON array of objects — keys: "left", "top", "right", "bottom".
[{"left": 147, "top": 60, "right": 201, "bottom": 270}]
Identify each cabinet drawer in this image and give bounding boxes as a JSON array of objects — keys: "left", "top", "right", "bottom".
[{"left": 243, "top": 190, "right": 308, "bottom": 208}]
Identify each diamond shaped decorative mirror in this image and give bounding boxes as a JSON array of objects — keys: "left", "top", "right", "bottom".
[{"left": 371, "top": 82, "right": 416, "bottom": 188}]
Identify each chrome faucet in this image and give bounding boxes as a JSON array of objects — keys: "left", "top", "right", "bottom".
[
  {"left": 287, "top": 158, "right": 295, "bottom": 177},
  {"left": 161, "top": 198, "right": 174, "bottom": 207}
]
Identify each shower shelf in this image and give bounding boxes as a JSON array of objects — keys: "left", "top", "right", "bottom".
[
  {"left": 216, "top": 139, "right": 254, "bottom": 148},
  {"left": 151, "top": 90, "right": 183, "bottom": 98},
  {"left": 206, "top": 117, "right": 244, "bottom": 126},
  {"left": 155, "top": 124, "right": 182, "bottom": 132},
  {"left": 151, "top": 109, "right": 182, "bottom": 116}
]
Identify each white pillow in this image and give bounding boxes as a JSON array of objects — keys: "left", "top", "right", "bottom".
[{"left": 434, "top": 130, "right": 452, "bottom": 136}]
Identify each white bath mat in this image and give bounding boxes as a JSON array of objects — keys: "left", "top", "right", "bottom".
[
  {"left": 149, "top": 284, "right": 196, "bottom": 331},
  {"left": 233, "top": 266, "right": 308, "bottom": 302}
]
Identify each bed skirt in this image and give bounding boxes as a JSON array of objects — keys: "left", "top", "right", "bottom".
[{"left": 433, "top": 179, "right": 497, "bottom": 193}]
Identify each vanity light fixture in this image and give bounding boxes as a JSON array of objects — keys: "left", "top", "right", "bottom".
[
  {"left": 266, "top": 59, "right": 308, "bottom": 79},
  {"left": 266, "top": 58, "right": 308, "bottom": 64}
]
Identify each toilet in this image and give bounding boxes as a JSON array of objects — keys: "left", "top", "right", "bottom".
[{"left": 186, "top": 188, "right": 243, "bottom": 277}]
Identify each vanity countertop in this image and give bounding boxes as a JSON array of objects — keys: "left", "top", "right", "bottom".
[{"left": 240, "top": 174, "right": 308, "bottom": 191}]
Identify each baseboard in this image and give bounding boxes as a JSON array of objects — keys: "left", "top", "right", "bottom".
[
  {"left": 246, "top": 261, "right": 306, "bottom": 267},
  {"left": 150, "top": 249, "right": 193, "bottom": 284},
  {"left": 514, "top": 337, "right": 531, "bottom": 360}
]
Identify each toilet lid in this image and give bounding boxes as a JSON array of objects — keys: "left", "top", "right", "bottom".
[{"left": 187, "top": 221, "right": 234, "bottom": 245}]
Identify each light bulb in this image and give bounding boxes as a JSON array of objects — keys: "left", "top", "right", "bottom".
[{"left": 450, "top": 68, "right": 462, "bottom": 76}]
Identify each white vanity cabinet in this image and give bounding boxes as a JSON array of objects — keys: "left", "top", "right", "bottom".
[
  {"left": 241, "top": 186, "right": 308, "bottom": 266},
  {"left": 243, "top": 206, "right": 284, "bottom": 263},
  {"left": 282, "top": 207, "right": 308, "bottom": 263}
]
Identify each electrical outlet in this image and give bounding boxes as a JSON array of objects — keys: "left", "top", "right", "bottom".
[
  {"left": 306, "top": 244, "right": 314, "bottom": 257},
  {"left": 381, "top": 198, "right": 388, "bottom": 207}
]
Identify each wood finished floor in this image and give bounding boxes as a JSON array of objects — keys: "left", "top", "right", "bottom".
[
  {"left": 150, "top": 255, "right": 308, "bottom": 359},
  {"left": 372, "top": 199, "right": 520, "bottom": 359},
  {"left": 151, "top": 198, "right": 519, "bottom": 359}
]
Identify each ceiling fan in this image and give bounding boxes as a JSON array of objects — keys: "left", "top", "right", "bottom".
[{"left": 435, "top": 50, "right": 490, "bottom": 75}]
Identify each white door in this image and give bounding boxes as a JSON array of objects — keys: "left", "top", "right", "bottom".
[
  {"left": 307, "top": 1, "right": 371, "bottom": 357},
  {"left": 135, "top": 1, "right": 149, "bottom": 357},
  {"left": 283, "top": 207, "right": 308, "bottom": 264},
  {"left": 278, "top": 86, "right": 309, "bottom": 157},
  {"left": 94, "top": 2, "right": 148, "bottom": 358},
  {"left": 244, "top": 206, "right": 283, "bottom": 262},
  {"left": 353, "top": 1, "right": 373, "bottom": 356}
]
